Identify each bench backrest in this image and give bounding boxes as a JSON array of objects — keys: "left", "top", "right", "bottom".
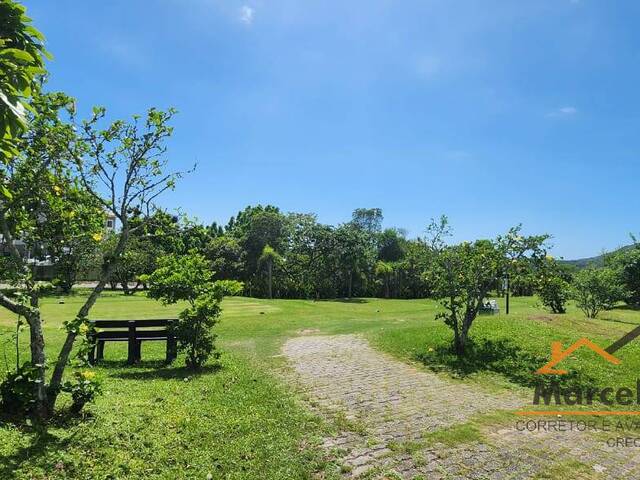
[{"left": 90, "top": 319, "right": 175, "bottom": 329}]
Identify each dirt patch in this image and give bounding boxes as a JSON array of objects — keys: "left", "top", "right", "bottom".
[{"left": 297, "top": 328, "right": 321, "bottom": 335}]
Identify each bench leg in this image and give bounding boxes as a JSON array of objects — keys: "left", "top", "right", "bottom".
[
  {"left": 127, "top": 339, "right": 136, "bottom": 365},
  {"left": 135, "top": 340, "right": 142, "bottom": 362},
  {"left": 166, "top": 336, "right": 177, "bottom": 364},
  {"left": 127, "top": 321, "right": 137, "bottom": 365},
  {"left": 96, "top": 340, "right": 105, "bottom": 361}
]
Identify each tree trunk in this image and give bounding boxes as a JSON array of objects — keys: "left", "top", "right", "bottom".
[
  {"left": 26, "top": 310, "right": 49, "bottom": 420},
  {"left": 453, "top": 327, "right": 464, "bottom": 355},
  {"left": 48, "top": 229, "right": 129, "bottom": 412},
  {"left": 267, "top": 261, "right": 273, "bottom": 299},
  {"left": 347, "top": 270, "right": 353, "bottom": 298}
]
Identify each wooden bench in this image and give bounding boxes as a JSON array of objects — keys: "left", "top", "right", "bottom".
[{"left": 87, "top": 319, "right": 177, "bottom": 365}]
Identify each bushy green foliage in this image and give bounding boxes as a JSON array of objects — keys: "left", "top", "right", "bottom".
[
  {"left": 375, "top": 260, "right": 394, "bottom": 298},
  {"left": 0, "top": 362, "right": 39, "bottom": 415},
  {"left": 607, "top": 239, "right": 640, "bottom": 307},
  {"left": 145, "top": 252, "right": 223, "bottom": 370},
  {"left": 535, "top": 257, "right": 571, "bottom": 314},
  {"left": 176, "top": 293, "right": 222, "bottom": 369},
  {"left": 61, "top": 370, "right": 102, "bottom": 414},
  {"left": 214, "top": 279, "right": 244, "bottom": 296},
  {"left": 196, "top": 206, "right": 439, "bottom": 300},
  {"left": 416, "top": 338, "right": 594, "bottom": 391},
  {"left": 427, "top": 218, "right": 548, "bottom": 355},
  {"left": 206, "top": 235, "right": 243, "bottom": 280},
  {"left": 144, "top": 251, "right": 213, "bottom": 304},
  {"left": 572, "top": 267, "right": 624, "bottom": 318},
  {"left": 0, "top": 0, "right": 49, "bottom": 165},
  {"left": 537, "top": 275, "right": 570, "bottom": 314}
]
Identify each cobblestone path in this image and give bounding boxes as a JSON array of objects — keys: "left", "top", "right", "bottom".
[{"left": 282, "top": 335, "right": 640, "bottom": 479}]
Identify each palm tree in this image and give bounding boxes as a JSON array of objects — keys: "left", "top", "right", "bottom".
[
  {"left": 375, "top": 260, "right": 394, "bottom": 298},
  {"left": 259, "top": 245, "right": 280, "bottom": 299}
]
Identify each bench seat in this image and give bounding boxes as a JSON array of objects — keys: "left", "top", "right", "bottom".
[{"left": 88, "top": 319, "right": 177, "bottom": 365}]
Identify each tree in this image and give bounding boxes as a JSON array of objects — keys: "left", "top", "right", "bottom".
[
  {"left": 375, "top": 260, "right": 393, "bottom": 298},
  {"left": 607, "top": 236, "right": 640, "bottom": 307},
  {"left": 0, "top": 0, "right": 49, "bottom": 166},
  {"left": 572, "top": 267, "right": 624, "bottom": 318},
  {"left": 427, "top": 217, "right": 548, "bottom": 356},
  {"left": 378, "top": 228, "right": 405, "bottom": 262},
  {"left": 258, "top": 244, "right": 280, "bottom": 299},
  {"left": 206, "top": 235, "right": 243, "bottom": 281},
  {"left": 0, "top": 92, "right": 104, "bottom": 418},
  {"left": 227, "top": 205, "right": 286, "bottom": 296},
  {"left": 48, "top": 106, "right": 184, "bottom": 410},
  {"left": 52, "top": 234, "right": 102, "bottom": 293},
  {"left": 536, "top": 256, "right": 571, "bottom": 314},
  {"left": 145, "top": 252, "right": 223, "bottom": 370},
  {"left": 0, "top": 92, "right": 183, "bottom": 418},
  {"left": 335, "top": 223, "right": 374, "bottom": 297},
  {"left": 351, "top": 208, "right": 383, "bottom": 234},
  {"left": 282, "top": 214, "right": 341, "bottom": 299},
  {"left": 108, "top": 235, "right": 159, "bottom": 295}
]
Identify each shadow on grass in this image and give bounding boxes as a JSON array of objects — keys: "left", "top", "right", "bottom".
[
  {"left": 415, "top": 338, "right": 594, "bottom": 390},
  {"left": 0, "top": 427, "right": 77, "bottom": 478},
  {"left": 0, "top": 407, "right": 94, "bottom": 477},
  {"left": 316, "top": 298, "right": 369, "bottom": 304},
  {"left": 0, "top": 408, "right": 90, "bottom": 430},
  {"left": 111, "top": 363, "right": 222, "bottom": 381},
  {"left": 611, "top": 304, "right": 640, "bottom": 312}
]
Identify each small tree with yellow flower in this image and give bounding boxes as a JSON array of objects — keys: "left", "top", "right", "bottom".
[
  {"left": 0, "top": 89, "right": 184, "bottom": 419},
  {"left": 426, "top": 217, "right": 549, "bottom": 356}
]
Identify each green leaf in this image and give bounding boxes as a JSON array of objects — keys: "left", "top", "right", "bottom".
[
  {"left": 0, "top": 185, "right": 13, "bottom": 200},
  {"left": 0, "top": 48, "right": 35, "bottom": 63}
]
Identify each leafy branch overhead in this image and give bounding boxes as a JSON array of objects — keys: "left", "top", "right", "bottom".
[{"left": 0, "top": 0, "right": 50, "bottom": 165}]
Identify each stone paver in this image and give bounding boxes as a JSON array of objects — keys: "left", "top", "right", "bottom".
[{"left": 282, "top": 334, "right": 640, "bottom": 479}]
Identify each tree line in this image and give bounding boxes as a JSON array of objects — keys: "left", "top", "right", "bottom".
[{"left": 49, "top": 203, "right": 640, "bottom": 318}]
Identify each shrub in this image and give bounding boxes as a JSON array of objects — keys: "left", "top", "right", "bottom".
[
  {"left": 536, "top": 258, "right": 571, "bottom": 314},
  {"left": 145, "top": 251, "right": 225, "bottom": 370},
  {"left": 214, "top": 279, "right": 244, "bottom": 297},
  {"left": 607, "top": 241, "right": 640, "bottom": 307},
  {"left": 537, "top": 275, "right": 570, "bottom": 313},
  {"left": 61, "top": 370, "right": 102, "bottom": 414},
  {"left": 175, "top": 293, "right": 222, "bottom": 369},
  {"left": 0, "top": 363, "right": 40, "bottom": 415},
  {"left": 572, "top": 267, "right": 624, "bottom": 318}
]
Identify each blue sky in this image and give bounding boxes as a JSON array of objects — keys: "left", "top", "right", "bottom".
[{"left": 28, "top": 0, "right": 639, "bottom": 258}]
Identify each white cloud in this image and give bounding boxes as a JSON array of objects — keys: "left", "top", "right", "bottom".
[
  {"left": 239, "top": 5, "right": 254, "bottom": 25},
  {"left": 547, "top": 106, "right": 578, "bottom": 117}
]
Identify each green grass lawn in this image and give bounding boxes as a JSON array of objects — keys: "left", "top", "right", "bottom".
[{"left": 1, "top": 292, "right": 639, "bottom": 479}]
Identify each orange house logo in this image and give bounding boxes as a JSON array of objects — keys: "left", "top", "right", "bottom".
[
  {"left": 536, "top": 325, "right": 640, "bottom": 375},
  {"left": 536, "top": 339, "right": 620, "bottom": 375}
]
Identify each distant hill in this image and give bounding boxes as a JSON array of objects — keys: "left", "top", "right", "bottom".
[{"left": 561, "top": 245, "right": 634, "bottom": 269}]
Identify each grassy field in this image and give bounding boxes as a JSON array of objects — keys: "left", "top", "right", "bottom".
[{"left": 1, "top": 292, "right": 640, "bottom": 479}]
